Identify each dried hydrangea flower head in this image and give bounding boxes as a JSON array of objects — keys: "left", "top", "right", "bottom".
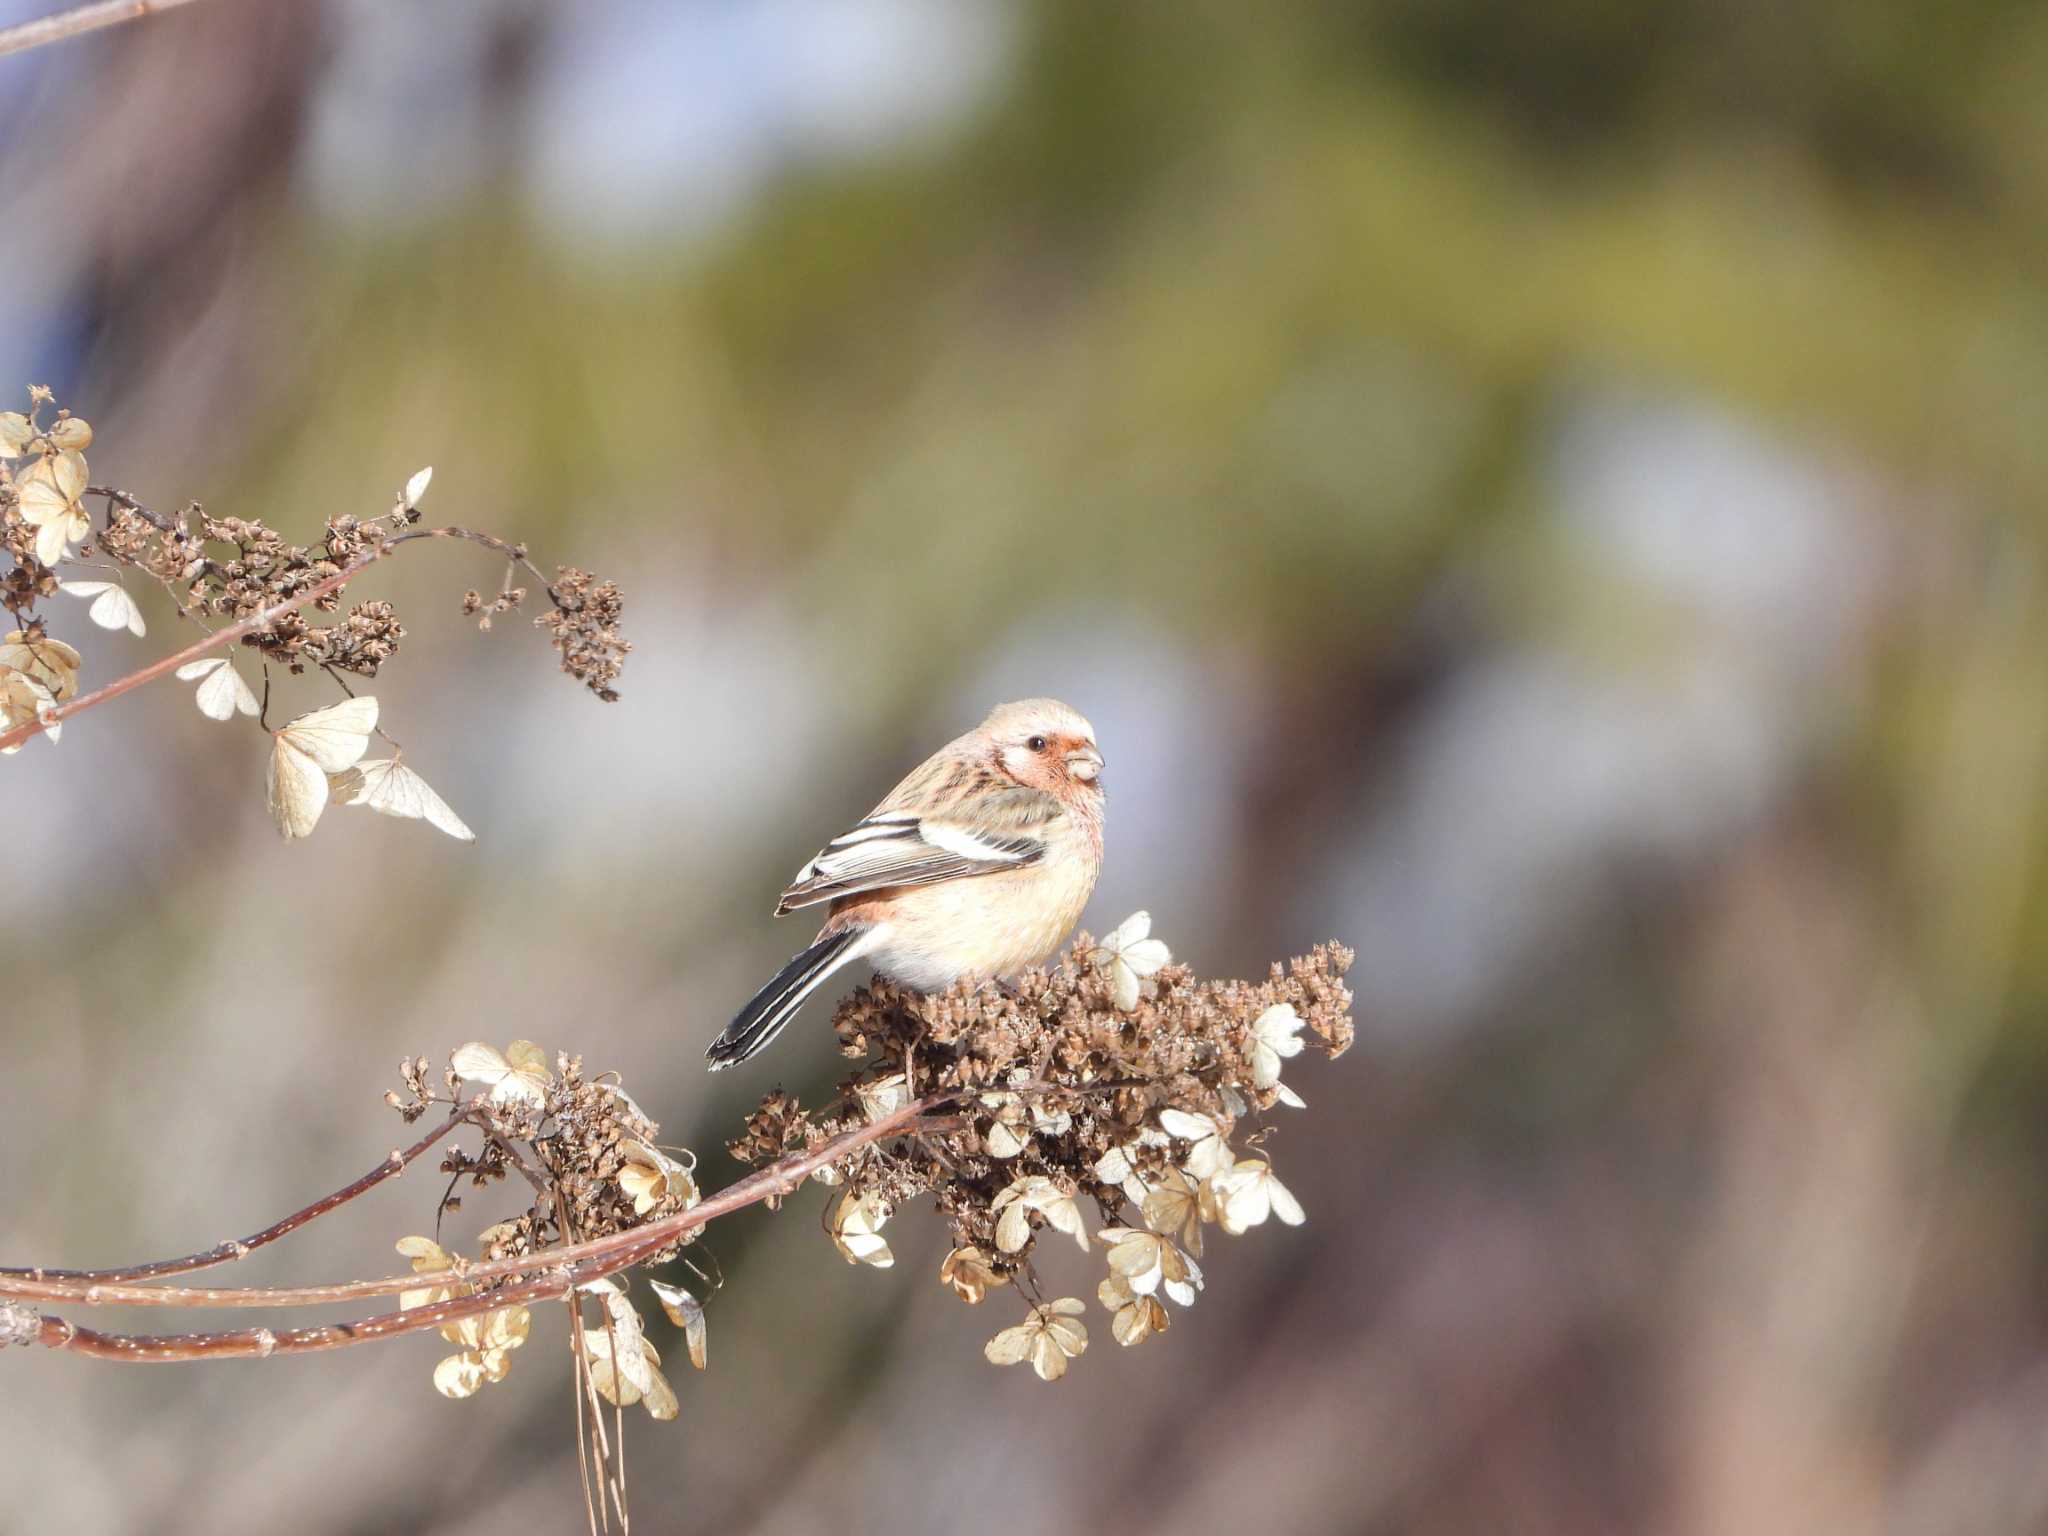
[
  {"left": 732, "top": 918, "right": 1354, "bottom": 1380},
  {"left": 379, "top": 1040, "right": 713, "bottom": 1439}
]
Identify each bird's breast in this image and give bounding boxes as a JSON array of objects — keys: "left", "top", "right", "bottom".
[{"left": 859, "top": 818, "right": 1101, "bottom": 989}]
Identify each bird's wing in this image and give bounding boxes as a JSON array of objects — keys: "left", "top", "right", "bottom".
[{"left": 774, "top": 788, "right": 1061, "bottom": 914}]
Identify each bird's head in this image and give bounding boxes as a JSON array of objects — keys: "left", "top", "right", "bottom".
[{"left": 982, "top": 697, "right": 1104, "bottom": 801}]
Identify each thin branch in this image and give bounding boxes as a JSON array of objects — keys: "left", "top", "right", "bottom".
[
  {"left": 0, "top": 524, "right": 549, "bottom": 754},
  {"left": 0, "top": 1084, "right": 1102, "bottom": 1307},
  {"left": 88, "top": 484, "right": 178, "bottom": 534},
  {"left": 0, "top": 538, "right": 393, "bottom": 752},
  {"left": 5, "top": 1097, "right": 949, "bottom": 1360},
  {"left": 0, "top": 1099, "right": 482, "bottom": 1284},
  {"left": 0, "top": 0, "right": 207, "bottom": 60}
]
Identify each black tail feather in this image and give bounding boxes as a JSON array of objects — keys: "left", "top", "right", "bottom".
[{"left": 707, "top": 929, "right": 862, "bottom": 1070}]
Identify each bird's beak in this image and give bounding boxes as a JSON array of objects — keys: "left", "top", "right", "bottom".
[{"left": 1066, "top": 746, "right": 1104, "bottom": 783}]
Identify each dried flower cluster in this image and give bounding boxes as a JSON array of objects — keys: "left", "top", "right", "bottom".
[
  {"left": 386, "top": 1039, "right": 710, "bottom": 1415},
  {"left": 0, "top": 387, "right": 630, "bottom": 836},
  {"left": 357, "top": 921, "right": 1348, "bottom": 1425},
  {"left": 732, "top": 914, "right": 1355, "bottom": 1380},
  {"left": 2, "top": 925, "right": 1352, "bottom": 1533},
  {"left": 535, "top": 565, "right": 630, "bottom": 702}
]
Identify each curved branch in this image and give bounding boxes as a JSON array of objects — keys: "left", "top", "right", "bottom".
[
  {"left": 0, "top": 0, "right": 208, "bottom": 61},
  {"left": 5, "top": 1097, "right": 949, "bottom": 1359},
  {"left": 0, "top": 537, "right": 396, "bottom": 753},
  {"left": 0, "top": 1100, "right": 481, "bottom": 1285}
]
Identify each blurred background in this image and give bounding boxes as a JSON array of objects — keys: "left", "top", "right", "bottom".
[{"left": 6, "top": 0, "right": 2048, "bottom": 1530}]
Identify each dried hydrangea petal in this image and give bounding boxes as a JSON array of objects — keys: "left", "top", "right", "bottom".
[
  {"left": 939, "top": 1245, "right": 1004, "bottom": 1305},
  {"left": 827, "top": 1189, "right": 894, "bottom": 1267},
  {"left": 984, "top": 1298, "right": 1088, "bottom": 1381},
  {"left": 58, "top": 580, "right": 145, "bottom": 637},
  {"left": 175, "top": 658, "right": 260, "bottom": 721},
  {"left": 1208, "top": 1158, "right": 1305, "bottom": 1234},
  {"left": 451, "top": 1039, "right": 552, "bottom": 1106},
  {"left": 1093, "top": 911, "right": 1171, "bottom": 1012},
  {"left": 1157, "top": 1108, "right": 1234, "bottom": 1180},
  {"left": 433, "top": 1352, "right": 486, "bottom": 1399},
  {"left": 403, "top": 465, "right": 433, "bottom": 510},
  {"left": 1246, "top": 1002, "right": 1306, "bottom": 1089},
  {"left": 1142, "top": 1168, "right": 1206, "bottom": 1257},
  {"left": 648, "top": 1278, "right": 708, "bottom": 1371}
]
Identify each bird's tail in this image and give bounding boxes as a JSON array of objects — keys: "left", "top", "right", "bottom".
[{"left": 707, "top": 928, "right": 868, "bottom": 1071}]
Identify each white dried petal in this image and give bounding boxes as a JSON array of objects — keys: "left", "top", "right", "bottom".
[
  {"left": 1246, "top": 1002, "right": 1306, "bottom": 1089},
  {"left": 986, "top": 1117, "right": 1030, "bottom": 1159},
  {"left": 1093, "top": 1142, "right": 1151, "bottom": 1206},
  {"left": 994, "top": 1197, "right": 1033, "bottom": 1254},
  {"left": 450, "top": 1039, "right": 551, "bottom": 1105},
  {"left": 1030, "top": 1100, "right": 1072, "bottom": 1136},
  {"left": 403, "top": 465, "right": 433, "bottom": 509},
  {"left": 856, "top": 1072, "right": 911, "bottom": 1121},
  {"left": 1097, "top": 1226, "right": 1201, "bottom": 1306},
  {"left": 939, "top": 1245, "right": 1004, "bottom": 1304},
  {"left": 983, "top": 1324, "right": 1034, "bottom": 1367},
  {"left": 1093, "top": 910, "right": 1172, "bottom": 1012},
  {"left": 174, "top": 658, "right": 258, "bottom": 720},
  {"left": 267, "top": 733, "right": 331, "bottom": 839},
  {"left": 1100, "top": 1275, "right": 1170, "bottom": 1346},
  {"left": 991, "top": 1174, "right": 1089, "bottom": 1254},
  {"left": 266, "top": 697, "right": 379, "bottom": 840},
  {"left": 1142, "top": 1167, "right": 1206, "bottom": 1256},
  {"left": 1208, "top": 1157, "right": 1306, "bottom": 1235},
  {"left": 647, "top": 1278, "right": 708, "bottom": 1370},
  {"left": 433, "top": 1352, "right": 486, "bottom": 1398},
  {"left": 0, "top": 672, "right": 57, "bottom": 754},
  {"left": 1, "top": 630, "right": 82, "bottom": 698},
  {"left": 16, "top": 449, "right": 85, "bottom": 522},
  {"left": 1157, "top": 1108, "right": 1234, "bottom": 1180},
  {"left": 274, "top": 695, "right": 378, "bottom": 772},
  {"left": 827, "top": 1189, "right": 894, "bottom": 1267},
  {"left": 59, "top": 579, "right": 144, "bottom": 637},
  {"left": 332, "top": 757, "right": 475, "bottom": 841},
  {"left": 618, "top": 1139, "right": 698, "bottom": 1216},
  {"left": 984, "top": 1298, "right": 1087, "bottom": 1381},
  {"left": 584, "top": 1326, "right": 677, "bottom": 1419}
]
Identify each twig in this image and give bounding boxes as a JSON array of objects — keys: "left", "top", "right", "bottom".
[
  {"left": 0, "top": 538, "right": 392, "bottom": 752},
  {"left": 4, "top": 1097, "right": 950, "bottom": 1359},
  {"left": 484, "top": 1129, "right": 552, "bottom": 1199},
  {"left": 0, "top": 0, "right": 206, "bottom": 59},
  {"left": 556, "top": 1184, "right": 605, "bottom": 1536},
  {"left": 0, "top": 524, "right": 551, "bottom": 754},
  {"left": 0, "top": 1099, "right": 482, "bottom": 1284},
  {"left": 87, "top": 484, "right": 178, "bottom": 534}
]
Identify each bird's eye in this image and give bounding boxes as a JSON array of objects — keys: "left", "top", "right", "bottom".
[{"left": 1027, "top": 735, "right": 1048, "bottom": 752}]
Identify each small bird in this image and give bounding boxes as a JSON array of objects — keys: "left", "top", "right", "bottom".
[{"left": 707, "top": 698, "right": 1106, "bottom": 1070}]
